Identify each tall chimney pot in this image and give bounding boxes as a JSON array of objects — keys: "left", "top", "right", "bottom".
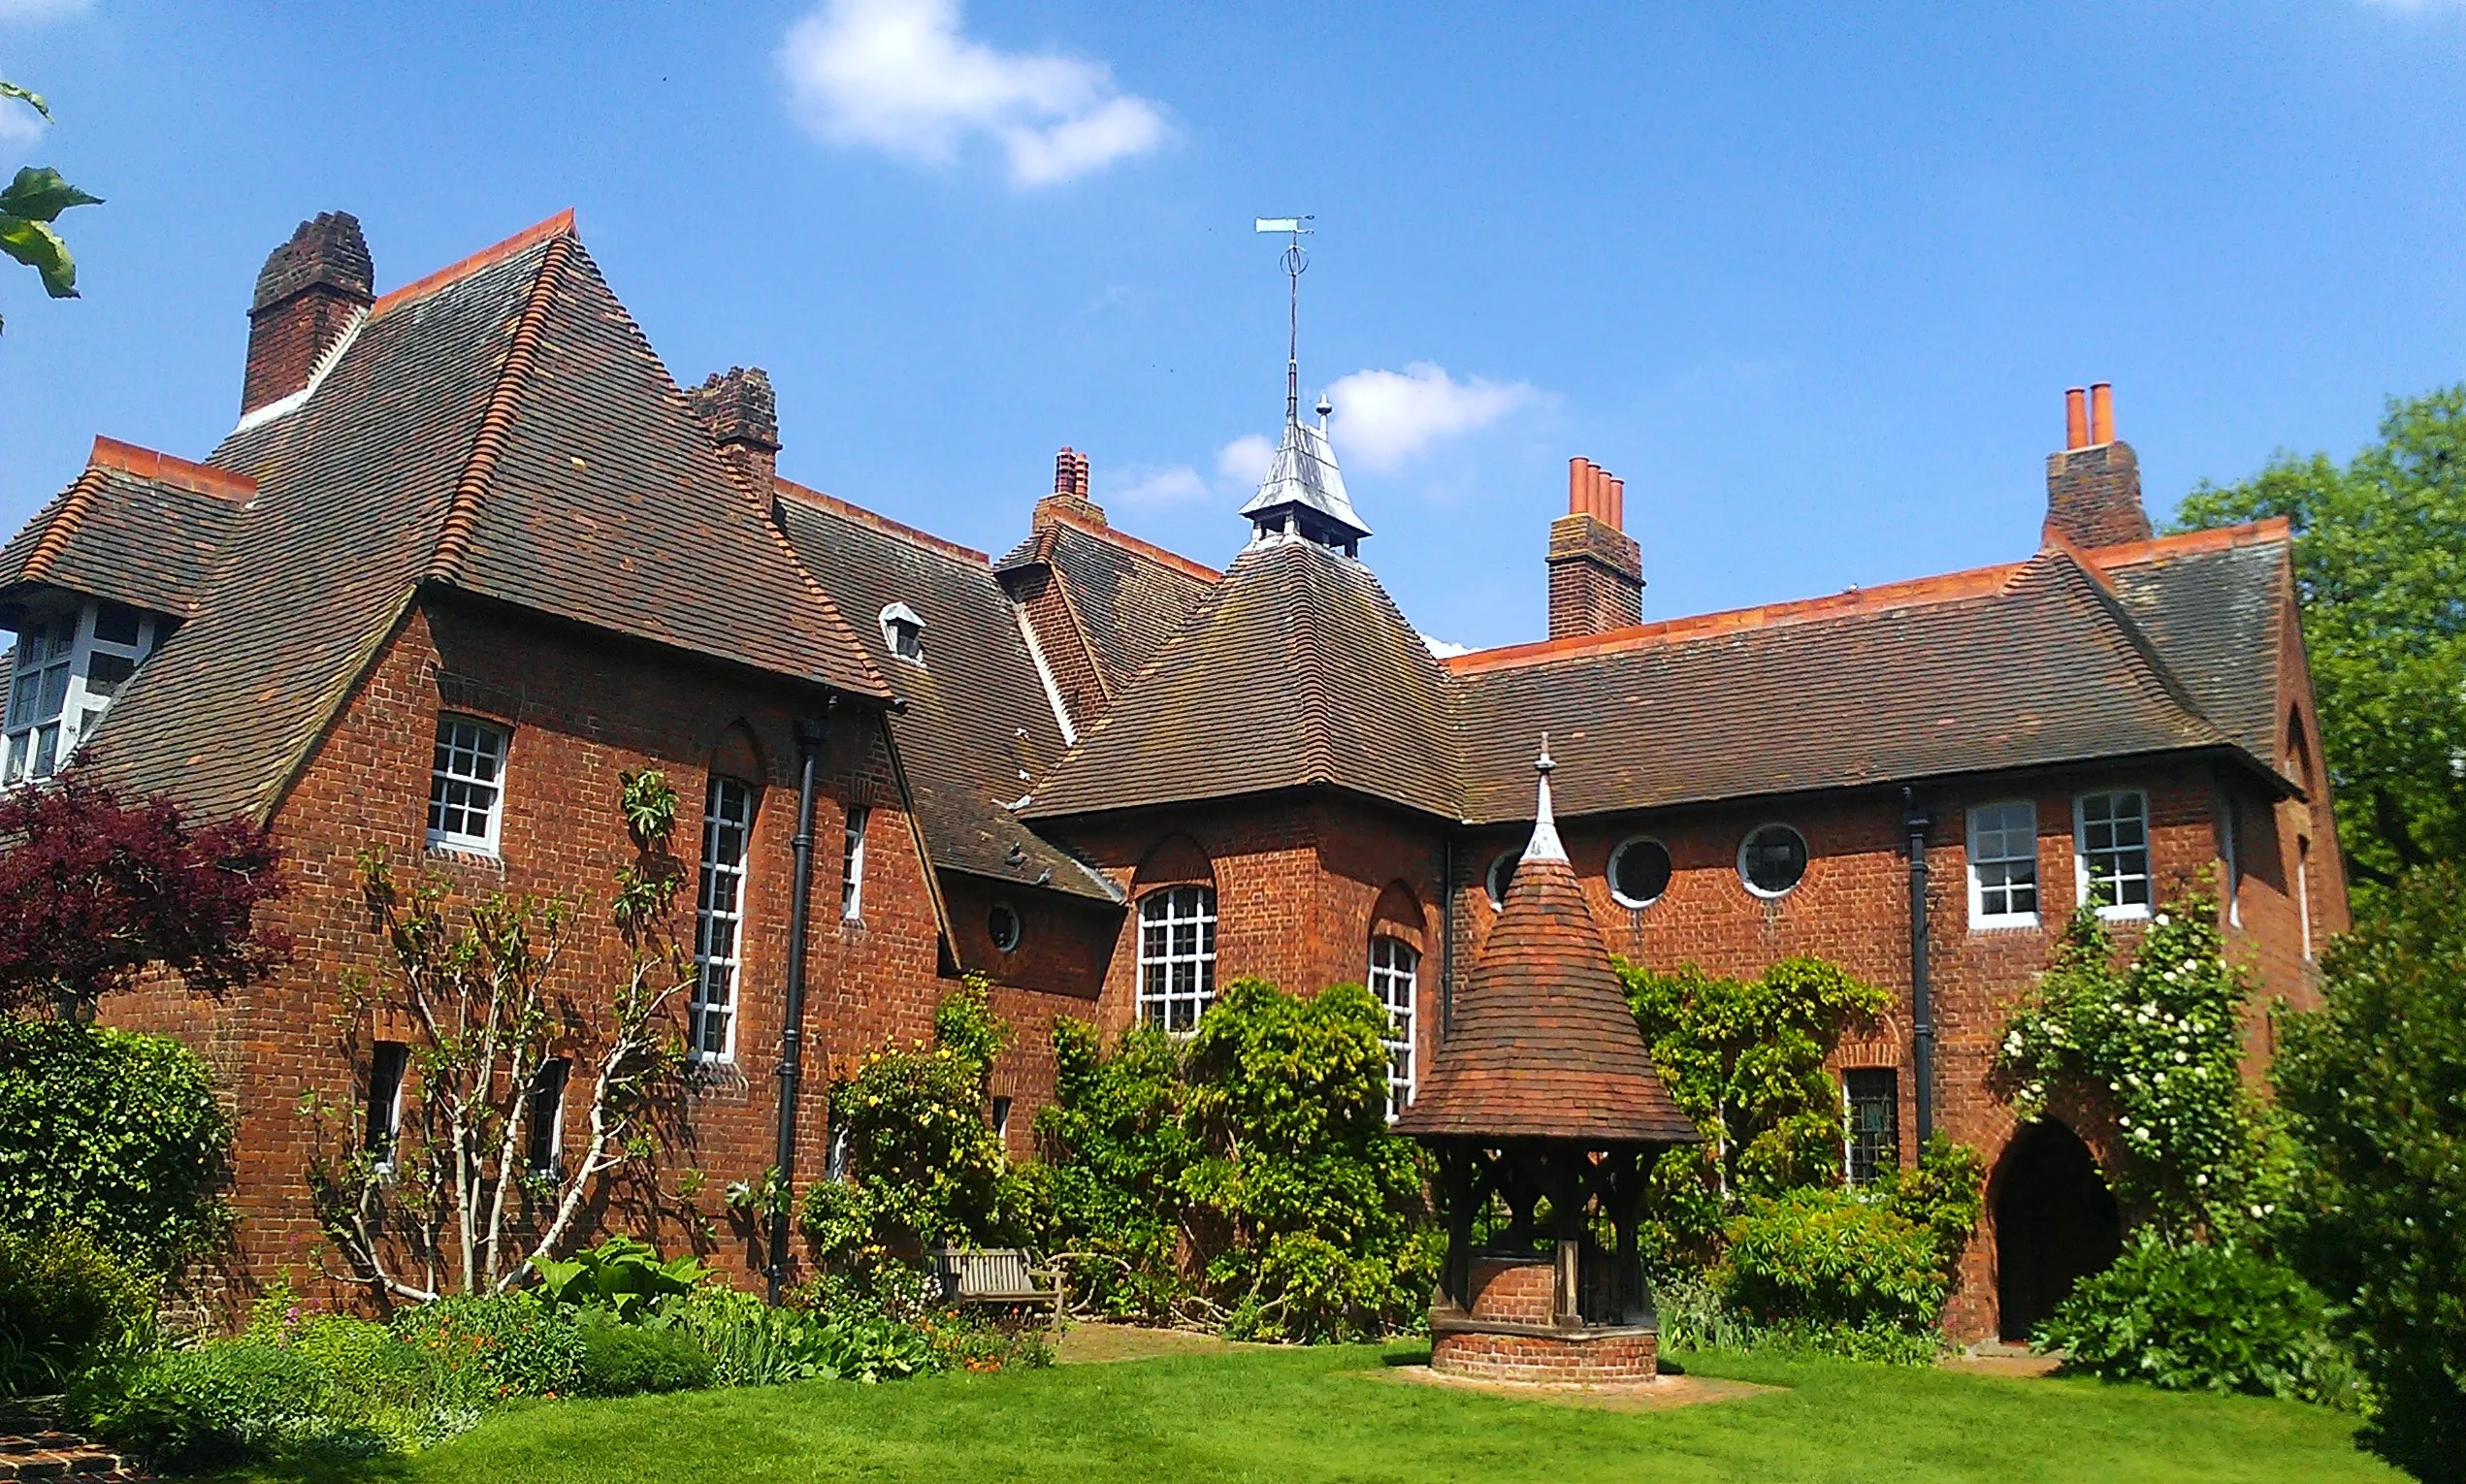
[
  {"left": 2044, "top": 382, "right": 2151, "bottom": 547},
  {"left": 1548, "top": 455, "right": 1644, "bottom": 638},
  {"left": 243, "top": 211, "right": 373, "bottom": 417}
]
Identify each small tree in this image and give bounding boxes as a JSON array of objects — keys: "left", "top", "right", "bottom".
[
  {"left": 2275, "top": 865, "right": 2466, "bottom": 1480},
  {"left": 308, "top": 771, "right": 691, "bottom": 1301},
  {"left": 0, "top": 778, "right": 286, "bottom": 1016}
]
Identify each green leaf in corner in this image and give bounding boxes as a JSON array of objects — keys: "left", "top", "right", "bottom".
[
  {"left": 0, "top": 82, "right": 50, "bottom": 122},
  {"left": 0, "top": 216, "right": 79, "bottom": 298},
  {"left": 0, "top": 167, "right": 103, "bottom": 224}
]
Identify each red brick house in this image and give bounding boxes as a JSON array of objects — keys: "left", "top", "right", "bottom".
[{"left": 1, "top": 211, "right": 2343, "bottom": 1340}]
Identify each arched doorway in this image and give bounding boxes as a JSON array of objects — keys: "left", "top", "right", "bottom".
[{"left": 1994, "top": 1120, "right": 2123, "bottom": 1341}]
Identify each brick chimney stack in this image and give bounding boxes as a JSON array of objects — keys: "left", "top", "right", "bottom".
[
  {"left": 1545, "top": 457, "right": 1644, "bottom": 638},
  {"left": 1032, "top": 446, "right": 1106, "bottom": 528},
  {"left": 2044, "top": 381, "right": 2152, "bottom": 548},
  {"left": 243, "top": 212, "right": 373, "bottom": 417},
  {"left": 692, "top": 367, "right": 781, "bottom": 496}
]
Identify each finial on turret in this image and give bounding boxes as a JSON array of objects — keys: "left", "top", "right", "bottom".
[{"left": 1523, "top": 736, "right": 1566, "bottom": 864}]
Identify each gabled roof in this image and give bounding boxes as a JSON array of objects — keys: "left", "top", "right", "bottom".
[
  {"left": 72, "top": 212, "right": 885, "bottom": 822},
  {"left": 770, "top": 483, "right": 1117, "bottom": 904},
  {"left": 994, "top": 510, "right": 1217, "bottom": 694},
  {"left": 1024, "top": 534, "right": 1464, "bottom": 822},
  {"left": 0, "top": 438, "right": 252, "bottom": 621},
  {"left": 2096, "top": 524, "right": 2294, "bottom": 766},
  {"left": 1449, "top": 541, "right": 2244, "bottom": 824},
  {"left": 1394, "top": 758, "right": 1696, "bottom": 1145}
]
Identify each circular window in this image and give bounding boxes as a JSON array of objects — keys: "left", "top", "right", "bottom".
[
  {"left": 1608, "top": 837, "right": 1672, "bottom": 908},
  {"left": 1486, "top": 850, "right": 1519, "bottom": 909},
  {"left": 988, "top": 902, "right": 1022, "bottom": 954},
  {"left": 1736, "top": 823, "right": 1808, "bottom": 898}
]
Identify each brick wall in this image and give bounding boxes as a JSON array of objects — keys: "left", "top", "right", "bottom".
[{"left": 107, "top": 595, "right": 962, "bottom": 1305}]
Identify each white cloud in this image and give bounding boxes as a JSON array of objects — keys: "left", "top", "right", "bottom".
[
  {"left": 780, "top": 0, "right": 1167, "bottom": 188},
  {"left": 0, "top": 0, "right": 91, "bottom": 21},
  {"left": 0, "top": 101, "right": 43, "bottom": 151},
  {"left": 1322, "top": 362, "right": 1543, "bottom": 472},
  {"left": 1216, "top": 433, "right": 1275, "bottom": 486},
  {"left": 1102, "top": 463, "right": 1209, "bottom": 508}
]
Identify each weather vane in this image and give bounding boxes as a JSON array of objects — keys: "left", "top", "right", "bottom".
[{"left": 1256, "top": 214, "right": 1313, "bottom": 422}]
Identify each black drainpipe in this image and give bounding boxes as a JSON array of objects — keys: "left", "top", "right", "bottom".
[
  {"left": 1439, "top": 831, "right": 1456, "bottom": 1037},
  {"left": 767, "top": 697, "right": 834, "bottom": 1305},
  {"left": 1902, "top": 788, "right": 1934, "bottom": 1146}
]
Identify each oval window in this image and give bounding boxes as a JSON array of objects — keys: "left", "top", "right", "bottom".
[
  {"left": 1608, "top": 837, "right": 1672, "bottom": 908},
  {"left": 988, "top": 901, "right": 1022, "bottom": 954},
  {"left": 1736, "top": 823, "right": 1808, "bottom": 898},
  {"left": 1486, "top": 850, "right": 1519, "bottom": 909}
]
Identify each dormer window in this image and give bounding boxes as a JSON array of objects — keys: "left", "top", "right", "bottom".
[
  {"left": 5, "top": 599, "right": 161, "bottom": 787},
  {"left": 879, "top": 601, "right": 925, "bottom": 665}
]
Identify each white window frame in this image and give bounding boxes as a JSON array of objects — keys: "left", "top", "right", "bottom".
[
  {"left": 1606, "top": 836, "right": 1672, "bottom": 910},
  {"left": 1736, "top": 822, "right": 1809, "bottom": 899},
  {"left": 1136, "top": 885, "right": 1217, "bottom": 1032},
  {"left": 840, "top": 804, "right": 870, "bottom": 921},
  {"left": 427, "top": 716, "right": 509, "bottom": 855},
  {"left": 2074, "top": 789, "right": 2152, "bottom": 919},
  {"left": 1964, "top": 800, "right": 2040, "bottom": 929},
  {"left": 1485, "top": 849, "right": 1518, "bottom": 909},
  {"left": 5, "top": 599, "right": 158, "bottom": 788},
  {"left": 879, "top": 601, "right": 925, "bottom": 666},
  {"left": 1368, "top": 935, "right": 1419, "bottom": 1119},
  {"left": 691, "top": 774, "right": 755, "bottom": 1064}
]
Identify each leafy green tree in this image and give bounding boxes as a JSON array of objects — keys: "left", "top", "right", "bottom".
[
  {"left": 2175, "top": 388, "right": 2466, "bottom": 893},
  {"left": 1, "top": 81, "right": 103, "bottom": 335},
  {"left": 2274, "top": 864, "right": 2466, "bottom": 1480},
  {"left": 1616, "top": 955, "right": 1887, "bottom": 1261}
]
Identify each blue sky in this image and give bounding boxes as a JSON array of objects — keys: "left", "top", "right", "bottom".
[{"left": 3, "top": 1, "right": 2462, "bottom": 650}]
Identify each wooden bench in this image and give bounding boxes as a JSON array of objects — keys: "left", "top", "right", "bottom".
[{"left": 931, "top": 1246, "right": 1063, "bottom": 1318}]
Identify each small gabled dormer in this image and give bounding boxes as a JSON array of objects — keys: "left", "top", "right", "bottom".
[
  {"left": 880, "top": 600, "right": 925, "bottom": 666},
  {"left": 4, "top": 597, "right": 167, "bottom": 785}
]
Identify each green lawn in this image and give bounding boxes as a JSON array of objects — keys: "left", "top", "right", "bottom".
[{"left": 234, "top": 1343, "right": 2399, "bottom": 1484}]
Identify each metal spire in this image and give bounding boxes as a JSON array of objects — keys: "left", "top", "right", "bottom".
[
  {"left": 1242, "top": 215, "right": 1372, "bottom": 552},
  {"left": 1257, "top": 215, "right": 1312, "bottom": 424}
]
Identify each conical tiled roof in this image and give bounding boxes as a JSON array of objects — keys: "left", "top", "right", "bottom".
[{"left": 1394, "top": 752, "right": 1698, "bottom": 1145}]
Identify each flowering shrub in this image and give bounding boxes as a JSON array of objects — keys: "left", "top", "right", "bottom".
[{"left": 1999, "top": 895, "right": 2277, "bottom": 1239}]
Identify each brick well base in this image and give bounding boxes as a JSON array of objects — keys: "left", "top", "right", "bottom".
[{"left": 1431, "top": 1326, "right": 1660, "bottom": 1383}]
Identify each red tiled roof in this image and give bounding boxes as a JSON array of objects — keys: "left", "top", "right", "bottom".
[{"left": 72, "top": 213, "right": 885, "bottom": 821}]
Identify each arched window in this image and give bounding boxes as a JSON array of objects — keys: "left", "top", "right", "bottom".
[
  {"left": 1137, "top": 886, "right": 1217, "bottom": 1031},
  {"left": 691, "top": 774, "right": 756, "bottom": 1061},
  {"left": 1368, "top": 936, "right": 1419, "bottom": 1118}
]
